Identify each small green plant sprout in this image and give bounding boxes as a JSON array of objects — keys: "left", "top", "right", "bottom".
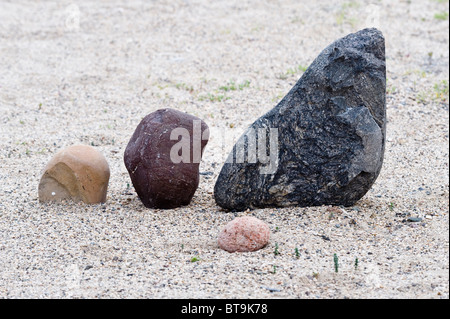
[
  {"left": 198, "top": 93, "right": 229, "bottom": 102},
  {"left": 388, "top": 202, "right": 395, "bottom": 211},
  {"left": 274, "top": 243, "right": 280, "bottom": 256},
  {"left": 354, "top": 257, "right": 359, "bottom": 271},
  {"left": 295, "top": 247, "right": 300, "bottom": 259},
  {"left": 281, "top": 64, "right": 308, "bottom": 79},
  {"left": 386, "top": 78, "right": 398, "bottom": 95},
  {"left": 175, "top": 82, "right": 194, "bottom": 93},
  {"left": 272, "top": 92, "right": 284, "bottom": 103},
  {"left": 286, "top": 68, "right": 296, "bottom": 76},
  {"left": 214, "top": 94, "right": 227, "bottom": 102},
  {"left": 434, "top": 80, "right": 449, "bottom": 103},
  {"left": 272, "top": 265, "right": 277, "bottom": 274},
  {"left": 416, "top": 80, "right": 449, "bottom": 105},
  {"left": 298, "top": 64, "right": 308, "bottom": 72},
  {"left": 190, "top": 256, "right": 200, "bottom": 263},
  {"left": 219, "top": 80, "right": 237, "bottom": 92},
  {"left": 416, "top": 91, "right": 429, "bottom": 104},
  {"left": 238, "top": 80, "right": 251, "bottom": 90},
  {"left": 333, "top": 253, "right": 339, "bottom": 273},
  {"left": 434, "top": 11, "right": 449, "bottom": 20},
  {"left": 277, "top": 73, "right": 288, "bottom": 80},
  {"left": 219, "top": 80, "right": 250, "bottom": 92},
  {"left": 387, "top": 85, "right": 397, "bottom": 95}
]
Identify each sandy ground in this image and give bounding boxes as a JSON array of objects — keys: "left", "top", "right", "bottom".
[{"left": 0, "top": 0, "right": 448, "bottom": 299}]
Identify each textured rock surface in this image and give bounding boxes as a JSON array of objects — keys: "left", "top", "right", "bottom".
[
  {"left": 39, "top": 145, "right": 110, "bottom": 204},
  {"left": 124, "top": 108, "right": 209, "bottom": 209},
  {"left": 214, "top": 28, "right": 386, "bottom": 211},
  {"left": 218, "top": 216, "right": 270, "bottom": 252}
]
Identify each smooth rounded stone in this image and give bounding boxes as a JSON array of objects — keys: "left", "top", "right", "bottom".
[
  {"left": 218, "top": 216, "right": 270, "bottom": 252},
  {"left": 214, "top": 28, "right": 386, "bottom": 211},
  {"left": 124, "top": 108, "right": 209, "bottom": 209},
  {"left": 38, "top": 145, "right": 110, "bottom": 204}
]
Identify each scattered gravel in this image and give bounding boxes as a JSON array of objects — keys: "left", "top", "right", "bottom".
[{"left": 0, "top": 0, "right": 448, "bottom": 299}]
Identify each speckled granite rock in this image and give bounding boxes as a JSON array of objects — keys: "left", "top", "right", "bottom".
[
  {"left": 218, "top": 216, "right": 270, "bottom": 252},
  {"left": 124, "top": 108, "right": 209, "bottom": 209},
  {"left": 214, "top": 28, "right": 386, "bottom": 211},
  {"left": 38, "top": 145, "right": 110, "bottom": 204}
]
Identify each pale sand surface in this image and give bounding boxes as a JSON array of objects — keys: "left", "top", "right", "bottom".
[{"left": 0, "top": 0, "right": 448, "bottom": 298}]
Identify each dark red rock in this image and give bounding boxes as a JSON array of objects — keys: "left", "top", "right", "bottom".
[{"left": 124, "top": 108, "right": 209, "bottom": 209}]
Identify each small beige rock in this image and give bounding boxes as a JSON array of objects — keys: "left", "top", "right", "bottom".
[
  {"left": 218, "top": 216, "right": 270, "bottom": 252},
  {"left": 39, "top": 145, "right": 110, "bottom": 204}
]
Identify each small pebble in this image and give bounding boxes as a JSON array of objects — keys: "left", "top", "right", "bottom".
[{"left": 218, "top": 216, "right": 270, "bottom": 253}]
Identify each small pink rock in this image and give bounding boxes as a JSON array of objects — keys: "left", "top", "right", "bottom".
[{"left": 218, "top": 216, "right": 270, "bottom": 252}]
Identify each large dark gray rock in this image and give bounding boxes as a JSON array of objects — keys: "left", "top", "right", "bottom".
[{"left": 214, "top": 28, "right": 386, "bottom": 211}]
